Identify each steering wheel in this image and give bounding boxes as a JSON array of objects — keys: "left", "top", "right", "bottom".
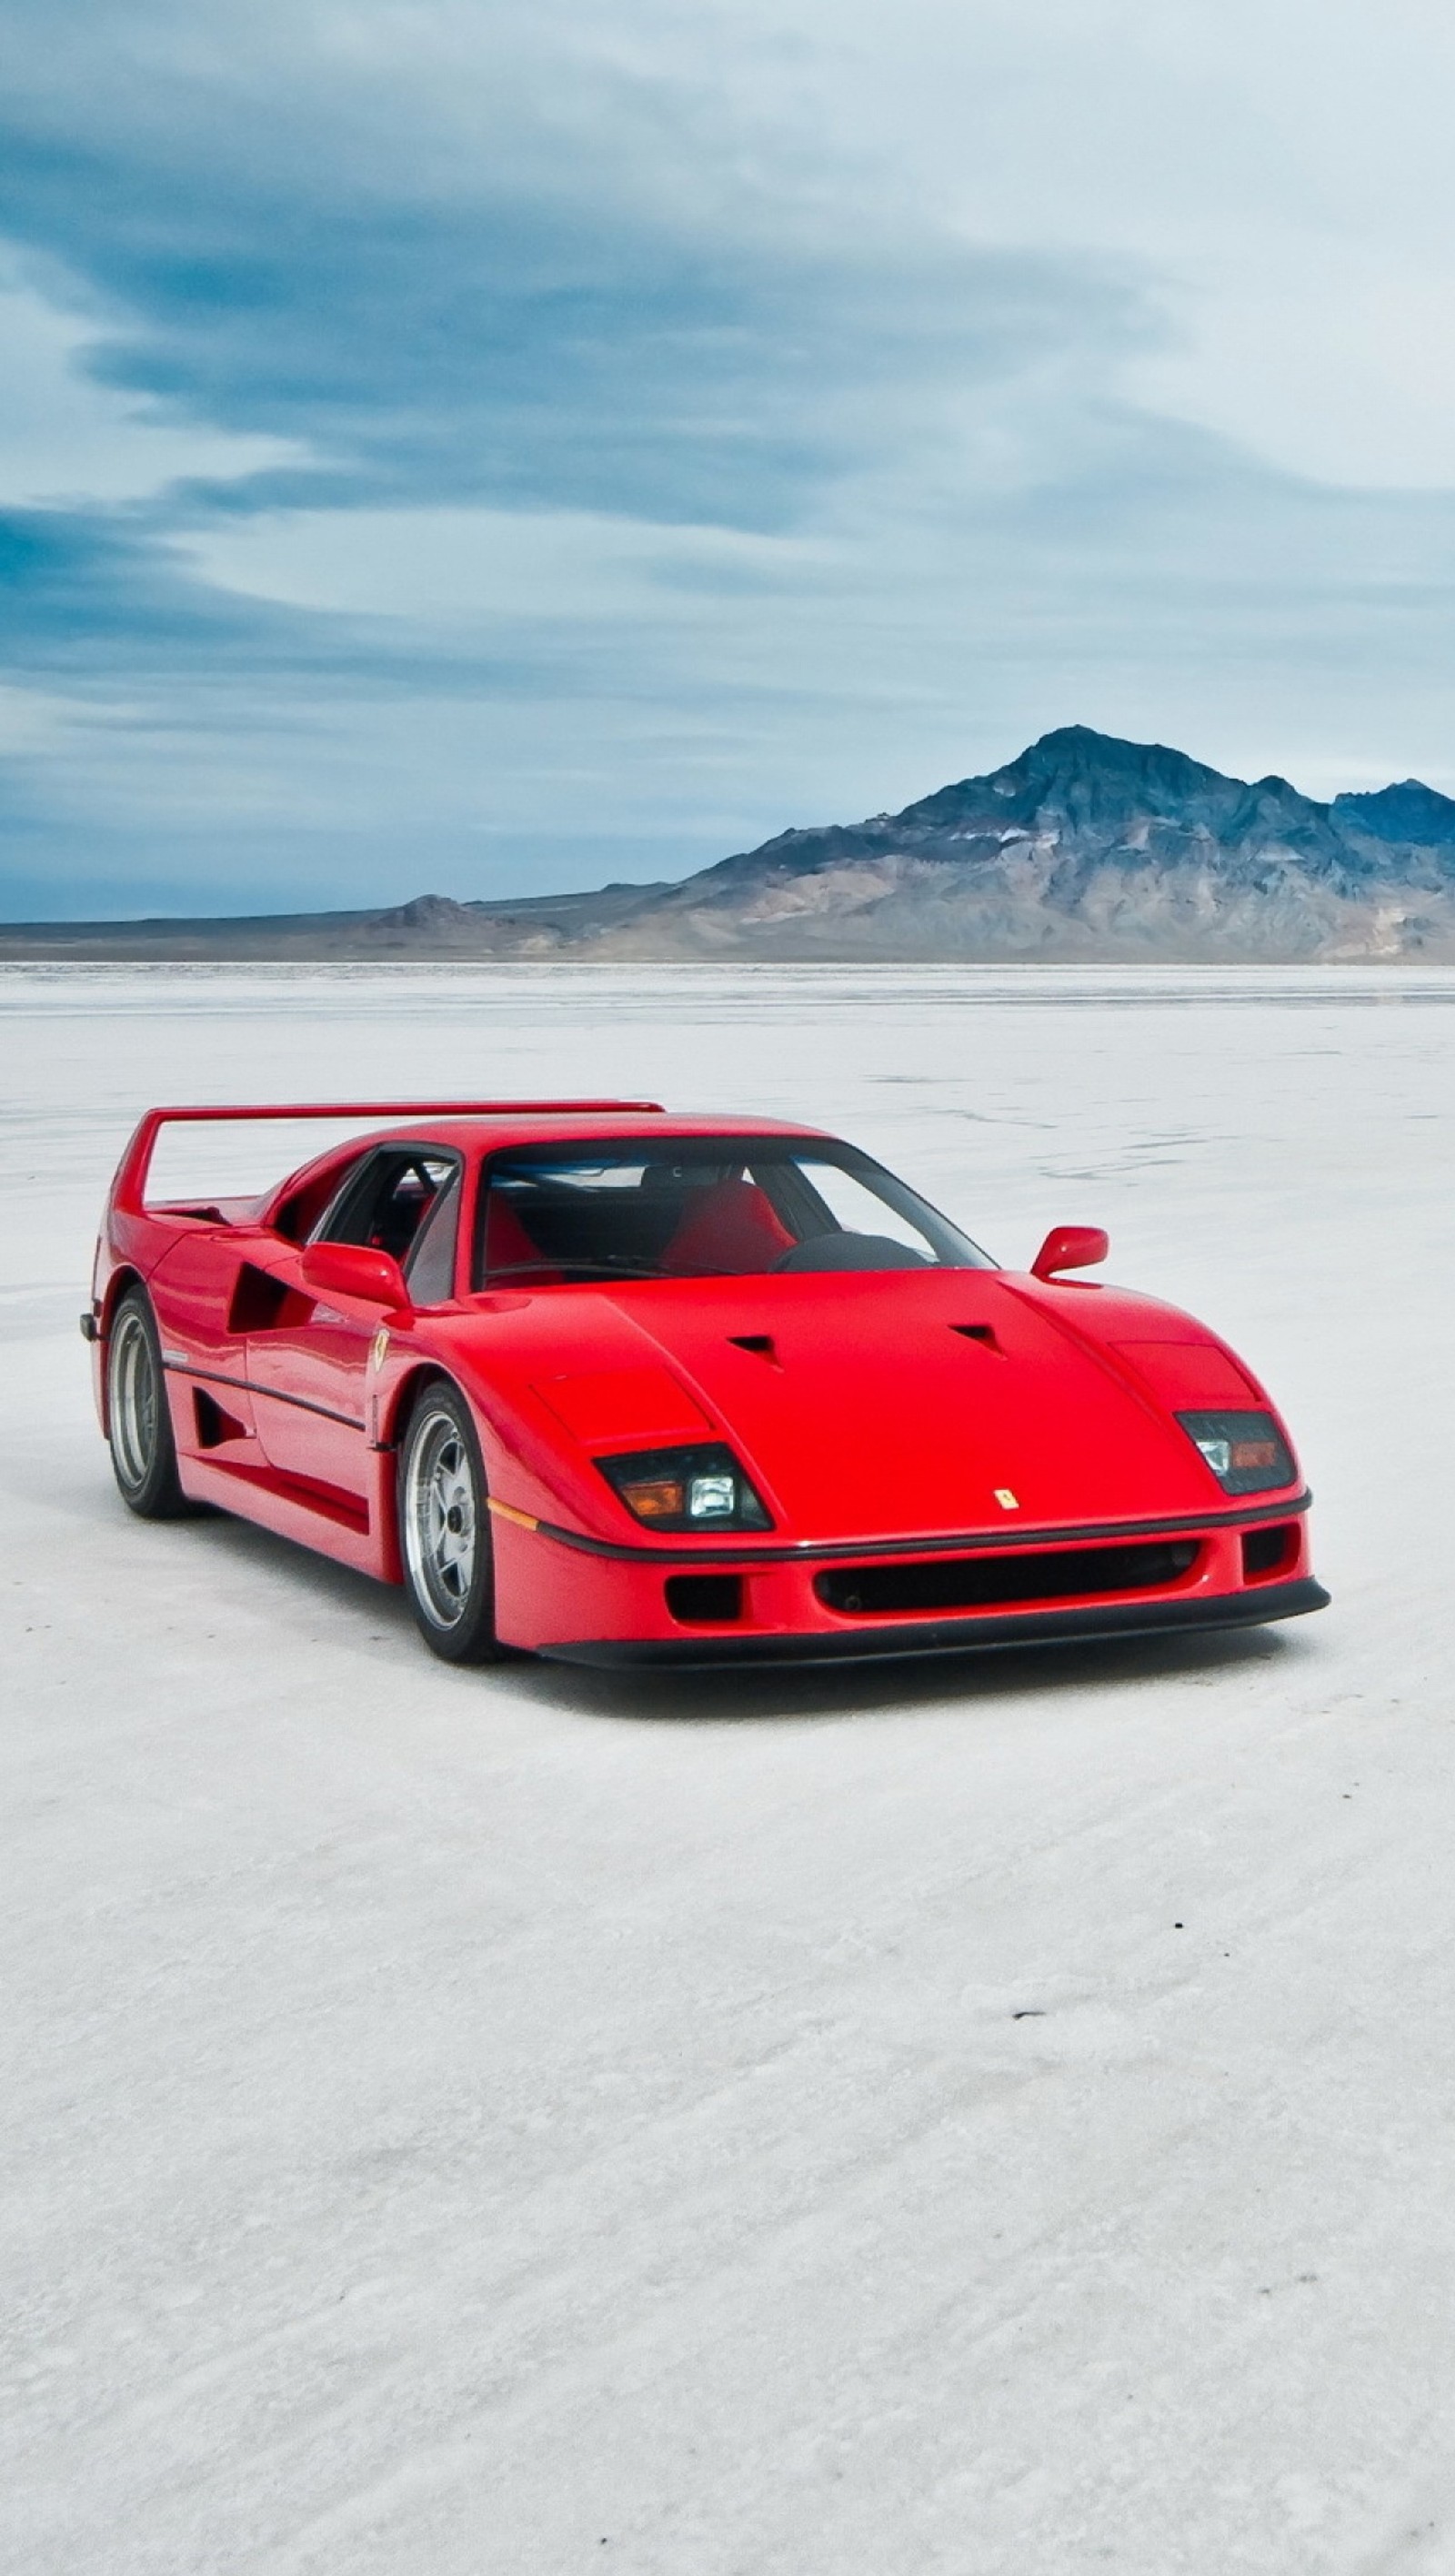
[{"left": 773, "top": 1233, "right": 929, "bottom": 1273}]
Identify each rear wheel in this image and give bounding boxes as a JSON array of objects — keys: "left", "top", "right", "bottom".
[
  {"left": 398, "top": 1384, "right": 503, "bottom": 1663},
  {"left": 107, "top": 1288, "right": 192, "bottom": 1518}
]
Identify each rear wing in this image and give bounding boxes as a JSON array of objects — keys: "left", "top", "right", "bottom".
[{"left": 110, "top": 1100, "right": 666, "bottom": 1216}]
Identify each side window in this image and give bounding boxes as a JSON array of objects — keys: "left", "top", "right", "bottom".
[
  {"left": 319, "top": 1151, "right": 457, "bottom": 1263},
  {"left": 273, "top": 1154, "right": 364, "bottom": 1243},
  {"left": 405, "top": 1168, "right": 462, "bottom": 1304}
]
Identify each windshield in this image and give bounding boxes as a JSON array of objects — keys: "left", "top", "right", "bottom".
[{"left": 474, "top": 1136, "right": 993, "bottom": 1286}]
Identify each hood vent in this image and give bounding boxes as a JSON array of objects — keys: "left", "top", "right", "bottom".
[
  {"left": 728, "top": 1333, "right": 778, "bottom": 1364},
  {"left": 951, "top": 1323, "right": 1000, "bottom": 1351}
]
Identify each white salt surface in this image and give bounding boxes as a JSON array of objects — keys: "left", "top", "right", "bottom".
[{"left": 4, "top": 964, "right": 1454, "bottom": 2574}]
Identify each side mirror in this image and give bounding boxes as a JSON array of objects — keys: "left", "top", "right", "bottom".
[
  {"left": 1030, "top": 1223, "right": 1109, "bottom": 1281},
  {"left": 301, "top": 1240, "right": 411, "bottom": 1313}
]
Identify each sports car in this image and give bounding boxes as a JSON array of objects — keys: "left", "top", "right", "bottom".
[{"left": 86, "top": 1100, "right": 1328, "bottom": 1666}]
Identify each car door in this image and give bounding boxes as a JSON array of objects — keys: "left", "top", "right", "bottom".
[{"left": 246, "top": 1146, "right": 458, "bottom": 1499}]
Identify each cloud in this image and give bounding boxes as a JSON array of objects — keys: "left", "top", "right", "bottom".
[
  {"left": 1, "top": 0, "right": 1454, "bottom": 912},
  {"left": 0, "top": 258, "right": 299, "bottom": 509}
]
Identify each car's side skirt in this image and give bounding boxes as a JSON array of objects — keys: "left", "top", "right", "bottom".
[{"left": 176, "top": 1447, "right": 397, "bottom": 1581}]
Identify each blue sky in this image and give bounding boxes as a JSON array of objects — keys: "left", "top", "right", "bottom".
[{"left": 3, "top": 0, "right": 1455, "bottom": 916}]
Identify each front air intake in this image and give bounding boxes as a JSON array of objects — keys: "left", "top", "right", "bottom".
[
  {"left": 665, "top": 1574, "right": 744, "bottom": 1625},
  {"left": 816, "top": 1539, "right": 1200, "bottom": 1618},
  {"left": 1241, "top": 1524, "right": 1296, "bottom": 1582}
]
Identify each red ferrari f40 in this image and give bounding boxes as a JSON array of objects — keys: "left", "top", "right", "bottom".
[{"left": 86, "top": 1100, "right": 1328, "bottom": 1665}]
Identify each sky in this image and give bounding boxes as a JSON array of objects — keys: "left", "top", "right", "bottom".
[{"left": 3, "top": 0, "right": 1455, "bottom": 919}]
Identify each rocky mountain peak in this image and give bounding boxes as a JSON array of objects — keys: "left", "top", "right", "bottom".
[
  {"left": 994, "top": 724, "right": 1230, "bottom": 806},
  {"left": 370, "top": 893, "right": 477, "bottom": 930},
  {"left": 903, "top": 726, "right": 1274, "bottom": 840},
  {"left": 1333, "top": 779, "right": 1455, "bottom": 845}
]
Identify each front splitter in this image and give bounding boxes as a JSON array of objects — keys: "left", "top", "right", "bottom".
[{"left": 539, "top": 1575, "right": 1330, "bottom": 1669}]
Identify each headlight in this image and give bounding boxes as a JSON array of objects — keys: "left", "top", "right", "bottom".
[
  {"left": 1176, "top": 1409, "right": 1295, "bottom": 1495},
  {"left": 597, "top": 1442, "right": 773, "bottom": 1532}
]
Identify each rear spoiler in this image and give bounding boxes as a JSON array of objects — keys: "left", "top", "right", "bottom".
[{"left": 110, "top": 1099, "right": 667, "bottom": 1216}]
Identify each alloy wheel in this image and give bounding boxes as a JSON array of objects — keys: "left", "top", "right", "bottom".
[
  {"left": 110, "top": 1303, "right": 159, "bottom": 1494},
  {"left": 404, "top": 1404, "right": 479, "bottom": 1628}
]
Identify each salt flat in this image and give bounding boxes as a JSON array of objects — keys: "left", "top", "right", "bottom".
[{"left": 4, "top": 963, "right": 1454, "bottom": 2576}]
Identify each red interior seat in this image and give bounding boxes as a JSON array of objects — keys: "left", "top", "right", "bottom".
[
  {"left": 665, "top": 1179, "right": 795, "bottom": 1275},
  {"left": 483, "top": 1194, "right": 562, "bottom": 1283}
]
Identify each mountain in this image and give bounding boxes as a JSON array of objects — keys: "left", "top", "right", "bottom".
[
  {"left": 607, "top": 725, "right": 1455, "bottom": 961},
  {"left": 1330, "top": 780, "right": 1455, "bottom": 845},
  {"left": 7, "top": 725, "right": 1455, "bottom": 962}
]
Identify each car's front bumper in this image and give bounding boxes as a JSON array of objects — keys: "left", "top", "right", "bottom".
[
  {"left": 486, "top": 1485, "right": 1328, "bottom": 1667},
  {"left": 538, "top": 1575, "right": 1329, "bottom": 1666}
]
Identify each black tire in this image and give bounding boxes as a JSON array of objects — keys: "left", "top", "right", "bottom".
[
  {"left": 397, "top": 1382, "right": 503, "bottom": 1664},
  {"left": 106, "top": 1286, "right": 193, "bottom": 1519}
]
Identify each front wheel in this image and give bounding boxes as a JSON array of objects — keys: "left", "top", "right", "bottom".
[
  {"left": 398, "top": 1384, "right": 503, "bottom": 1664},
  {"left": 107, "top": 1287, "right": 193, "bottom": 1518}
]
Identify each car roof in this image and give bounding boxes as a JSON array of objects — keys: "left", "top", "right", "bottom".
[
  {"left": 332, "top": 1112, "right": 835, "bottom": 1155},
  {"left": 258, "top": 1112, "right": 839, "bottom": 1217}
]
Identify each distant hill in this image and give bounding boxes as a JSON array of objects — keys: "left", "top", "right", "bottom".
[
  {"left": 1330, "top": 779, "right": 1455, "bottom": 845},
  {"left": 7, "top": 725, "right": 1455, "bottom": 961}
]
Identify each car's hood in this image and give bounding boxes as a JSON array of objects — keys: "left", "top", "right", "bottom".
[{"left": 468, "top": 1268, "right": 1280, "bottom": 1546}]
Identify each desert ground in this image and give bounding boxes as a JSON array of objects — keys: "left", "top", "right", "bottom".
[{"left": 5, "top": 961, "right": 1454, "bottom": 2575}]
